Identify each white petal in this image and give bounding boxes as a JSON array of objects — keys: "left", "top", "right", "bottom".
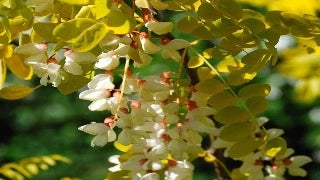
[
  {"left": 143, "top": 173, "right": 159, "bottom": 180},
  {"left": 78, "top": 122, "right": 109, "bottom": 135},
  {"left": 114, "top": 43, "right": 130, "bottom": 57},
  {"left": 288, "top": 168, "right": 307, "bottom": 177},
  {"left": 25, "top": 53, "right": 47, "bottom": 65},
  {"left": 88, "top": 99, "right": 109, "bottom": 111},
  {"left": 145, "top": 21, "right": 173, "bottom": 35},
  {"left": 289, "top": 156, "right": 312, "bottom": 168},
  {"left": 165, "top": 39, "right": 190, "bottom": 50},
  {"left": 108, "top": 129, "right": 117, "bottom": 142},
  {"left": 95, "top": 52, "right": 120, "bottom": 70},
  {"left": 88, "top": 74, "right": 115, "bottom": 90},
  {"left": 134, "top": 50, "right": 152, "bottom": 68},
  {"left": 65, "top": 51, "right": 97, "bottom": 63},
  {"left": 140, "top": 38, "right": 161, "bottom": 54},
  {"left": 162, "top": 48, "right": 182, "bottom": 61},
  {"left": 91, "top": 133, "right": 109, "bottom": 147},
  {"left": 40, "top": 74, "right": 49, "bottom": 86},
  {"left": 63, "top": 61, "right": 83, "bottom": 75},
  {"left": 79, "top": 89, "right": 107, "bottom": 101},
  {"left": 267, "top": 129, "right": 284, "bottom": 140},
  {"left": 14, "top": 43, "right": 47, "bottom": 55}
]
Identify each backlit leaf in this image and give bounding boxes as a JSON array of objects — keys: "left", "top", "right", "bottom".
[
  {"left": 238, "top": 83, "right": 271, "bottom": 100},
  {"left": 215, "top": 106, "right": 248, "bottom": 124},
  {"left": 59, "top": 0, "right": 91, "bottom": 5},
  {"left": 219, "top": 122, "right": 255, "bottom": 142},
  {"left": 197, "top": 2, "right": 222, "bottom": 21},
  {"left": 0, "top": 85, "right": 34, "bottom": 100},
  {"left": 103, "top": 10, "right": 136, "bottom": 34},
  {"left": 246, "top": 96, "right": 268, "bottom": 115},
  {"left": 195, "top": 79, "right": 225, "bottom": 94},
  {"left": 95, "top": 0, "right": 111, "bottom": 19},
  {"left": 228, "top": 137, "right": 264, "bottom": 158},
  {"left": 197, "top": 67, "right": 216, "bottom": 81},
  {"left": 208, "top": 90, "right": 237, "bottom": 108},
  {"left": 265, "top": 137, "right": 287, "bottom": 157},
  {"left": 177, "top": 16, "right": 200, "bottom": 34},
  {"left": 188, "top": 56, "right": 204, "bottom": 68},
  {"left": 5, "top": 52, "right": 33, "bottom": 80},
  {"left": 33, "top": 22, "right": 58, "bottom": 42}
]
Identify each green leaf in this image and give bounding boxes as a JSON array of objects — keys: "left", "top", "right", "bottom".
[
  {"left": 53, "top": 18, "right": 96, "bottom": 41},
  {"left": 238, "top": 83, "right": 271, "bottom": 100},
  {"left": 177, "top": 16, "right": 200, "bottom": 34},
  {"left": 0, "top": 85, "right": 34, "bottom": 100},
  {"left": 0, "top": 14, "right": 11, "bottom": 44},
  {"left": 215, "top": 106, "right": 248, "bottom": 124},
  {"left": 216, "top": 0, "right": 242, "bottom": 20},
  {"left": 103, "top": 10, "right": 136, "bottom": 34},
  {"left": 246, "top": 96, "right": 268, "bottom": 115},
  {"left": 70, "top": 23, "right": 108, "bottom": 52},
  {"left": 195, "top": 79, "right": 226, "bottom": 94},
  {"left": 58, "top": 0, "right": 91, "bottom": 5},
  {"left": 265, "top": 137, "right": 287, "bottom": 157},
  {"left": 197, "top": 2, "right": 222, "bottom": 21},
  {"left": 208, "top": 90, "right": 237, "bottom": 109},
  {"left": 219, "top": 122, "right": 255, "bottom": 142},
  {"left": 228, "top": 137, "right": 264, "bottom": 158},
  {"left": 33, "top": 22, "right": 58, "bottom": 42},
  {"left": 95, "top": 0, "right": 111, "bottom": 19},
  {"left": 188, "top": 56, "right": 204, "bottom": 68},
  {"left": 106, "top": 170, "right": 130, "bottom": 179},
  {"left": 58, "top": 65, "right": 94, "bottom": 95},
  {"left": 239, "top": 18, "right": 265, "bottom": 33}
]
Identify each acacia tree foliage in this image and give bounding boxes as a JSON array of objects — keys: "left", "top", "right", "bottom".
[{"left": 0, "top": 0, "right": 316, "bottom": 179}]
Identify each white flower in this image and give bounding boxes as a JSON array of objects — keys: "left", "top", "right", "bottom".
[
  {"left": 63, "top": 50, "right": 97, "bottom": 75},
  {"left": 78, "top": 122, "right": 116, "bottom": 147},
  {"left": 164, "top": 160, "right": 194, "bottom": 180},
  {"left": 140, "top": 37, "right": 161, "bottom": 54},
  {"left": 162, "top": 39, "right": 190, "bottom": 61},
  {"left": 14, "top": 43, "right": 48, "bottom": 55},
  {"left": 95, "top": 51, "right": 120, "bottom": 70},
  {"left": 139, "top": 81, "right": 170, "bottom": 102},
  {"left": 145, "top": 21, "right": 173, "bottom": 35},
  {"left": 36, "top": 63, "right": 65, "bottom": 87}
]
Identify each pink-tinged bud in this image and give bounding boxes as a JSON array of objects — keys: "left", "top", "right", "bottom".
[
  {"left": 161, "top": 72, "right": 171, "bottom": 79},
  {"left": 104, "top": 90, "right": 111, "bottom": 97},
  {"left": 130, "top": 40, "right": 139, "bottom": 49},
  {"left": 119, "top": 107, "right": 129, "bottom": 114},
  {"left": 254, "top": 160, "right": 263, "bottom": 166},
  {"left": 104, "top": 70, "right": 113, "bottom": 75},
  {"left": 104, "top": 116, "right": 115, "bottom": 127},
  {"left": 161, "top": 37, "right": 170, "bottom": 45},
  {"left": 160, "top": 133, "right": 171, "bottom": 142},
  {"left": 137, "top": 79, "right": 146, "bottom": 88},
  {"left": 142, "top": 9, "right": 152, "bottom": 22},
  {"left": 113, "top": 0, "right": 122, "bottom": 4},
  {"left": 139, "top": 158, "right": 148, "bottom": 165},
  {"left": 168, "top": 159, "right": 177, "bottom": 167},
  {"left": 283, "top": 159, "right": 293, "bottom": 166},
  {"left": 177, "top": 122, "right": 184, "bottom": 127},
  {"left": 161, "top": 118, "right": 167, "bottom": 126},
  {"left": 139, "top": 32, "right": 149, "bottom": 39},
  {"left": 64, "top": 49, "right": 73, "bottom": 56},
  {"left": 272, "top": 164, "right": 279, "bottom": 170},
  {"left": 190, "top": 85, "right": 197, "bottom": 92},
  {"left": 37, "top": 43, "right": 48, "bottom": 51},
  {"left": 47, "top": 57, "right": 58, "bottom": 64},
  {"left": 113, "top": 91, "right": 121, "bottom": 98},
  {"left": 130, "top": 101, "right": 141, "bottom": 109},
  {"left": 126, "top": 69, "right": 133, "bottom": 77},
  {"left": 186, "top": 100, "right": 197, "bottom": 110}
]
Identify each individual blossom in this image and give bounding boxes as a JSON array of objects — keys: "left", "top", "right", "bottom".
[
  {"left": 145, "top": 21, "right": 173, "bottom": 35},
  {"left": 164, "top": 160, "right": 194, "bottom": 180},
  {"left": 78, "top": 122, "right": 116, "bottom": 147},
  {"left": 161, "top": 39, "right": 190, "bottom": 61},
  {"left": 63, "top": 50, "right": 97, "bottom": 75},
  {"left": 15, "top": 43, "right": 66, "bottom": 87}
]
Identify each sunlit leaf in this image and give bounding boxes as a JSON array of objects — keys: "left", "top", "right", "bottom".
[
  {"left": 238, "top": 83, "right": 271, "bottom": 100},
  {"left": 5, "top": 52, "right": 33, "bottom": 80},
  {"left": 219, "top": 122, "right": 255, "bottom": 142},
  {"left": 265, "top": 137, "right": 287, "bottom": 157},
  {"left": 228, "top": 137, "right": 263, "bottom": 158},
  {"left": 208, "top": 90, "right": 237, "bottom": 108},
  {"left": 188, "top": 56, "right": 204, "bottom": 68},
  {"left": 215, "top": 106, "right": 248, "bottom": 124},
  {"left": 195, "top": 79, "right": 225, "bottom": 94},
  {"left": 0, "top": 85, "right": 34, "bottom": 100}
]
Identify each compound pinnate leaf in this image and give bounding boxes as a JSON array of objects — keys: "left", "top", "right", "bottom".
[{"left": 208, "top": 90, "right": 237, "bottom": 109}]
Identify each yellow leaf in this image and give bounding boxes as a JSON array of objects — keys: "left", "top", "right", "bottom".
[
  {"left": 246, "top": 96, "right": 268, "bottom": 115},
  {"left": 217, "top": 56, "right": 243, "bottom": 73},
  {"left": 59, "top": 0, "right": 91, "bottom": 5},
  {"left": 197, "top": 67, "right": 216, "bottom": 81},
  {"left": 114, "top": 141, "right": 132, "bottom": 152},
  {"left": 219, "top": 122, "right": 255, "bottom": 142},
  {"left": 188, "top": 56, "right": 204, "bottom": 68},
  {"left": 227, "top": 137, "right": 264, "bottom": 158},
  {"left": 0, "top": 85, "right": 34, "bottom": 100},
  {"left": 208, "top": 90, "right": 237, "bottom": 109},
  {"left": 5, "top": 52, "right": 33, "bottom": 80},
  {"left": 103, "top": 10, "right": 136, "bottom": 34},
  {"left": 95, "top": 0, "right": 111, "bottom": 19},
  {"left": 238, "top": 83, "right": 271, "bottom": 100},
  {"left": 195, "top": 79, "right": 225, "bottom": 94},
  {"left": 265, "top": 137, "right": 287, "bottom": 157},
  {"left": 0, "top": 58, "right": 6, "bottom": 89},
  {"left": 204, "top": 154, "right": 216, "bottom": 162},
  {"left": 215, "top": 106, "right": 248, "bottom": 124}
]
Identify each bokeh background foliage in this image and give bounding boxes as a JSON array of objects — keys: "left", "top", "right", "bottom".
[{"left": 1, "top": 0, "right": 320, "bottom": 179}]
